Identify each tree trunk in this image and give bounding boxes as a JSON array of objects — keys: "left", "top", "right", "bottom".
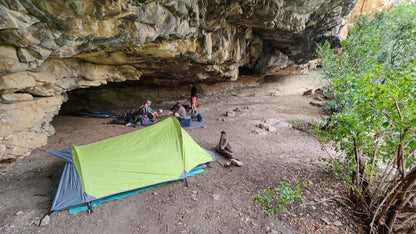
[{"left": 381, "top": 168, "right": 416, "bottom": 232}]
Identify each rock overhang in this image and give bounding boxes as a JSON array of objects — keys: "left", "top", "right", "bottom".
[{"left": 0, "top": 0, "right": 359, "bottom": 160}]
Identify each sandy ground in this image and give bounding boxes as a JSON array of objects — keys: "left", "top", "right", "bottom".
[{"left": 0, "top": 73, "right": 366, "bottom": 233}]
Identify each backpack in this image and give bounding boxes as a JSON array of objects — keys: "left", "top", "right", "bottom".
[
  {"left": 139, "top": 117, "right": 151, "bottom": 125},
  {"left": 197, "top": 114, "right": 203, "bottom": 122},
  {"left": 123, "top": 110, "right": 137, "bottom": 123}
]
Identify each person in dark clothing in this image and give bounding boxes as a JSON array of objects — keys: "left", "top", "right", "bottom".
[
  {"left": 190, "top": 83, "right": 197, "bottom": 114},
  {"left": 138, "top": 100, "right": 158, "bottom": 122},
  {"left": 170, "top": 101, "right": 186, "bottom": 120}
]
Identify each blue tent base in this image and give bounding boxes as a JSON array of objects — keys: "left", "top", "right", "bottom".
[{"left": 68, "top": 169, "right": 204, "bottom": 214}]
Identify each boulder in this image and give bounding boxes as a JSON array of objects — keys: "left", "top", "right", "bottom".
[{"left": 0, "top": 95, "right": 64, "bottom": 160}]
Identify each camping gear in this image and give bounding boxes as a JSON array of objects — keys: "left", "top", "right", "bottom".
[
  {"left": 75, "top": 110, "right": 117, "bottom": 118},
  {"left": 197, "top": 114, "right": 204, "bottom": 122},
  {"left": 106, "top": 109, "right": 156, "bottom": 127},
  {"left": 47, "top": 116, "right": 215, "bottom": 214},
  {"left": 180, "top": 118, "right": 191, "bottom": 127},
  {"left": 139, "top": 117, "right": 152, "bottom": 125},
  {"left": 179, "top": 117, "right": 207, "bottom": 129}
]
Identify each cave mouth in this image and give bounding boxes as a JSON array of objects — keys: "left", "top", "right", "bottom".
[
  {"left": 59, "top": 80, "right": 190, "bottom": 115},
  {"left": 59, "top": 75, "right": 267, "bottom": 116}
]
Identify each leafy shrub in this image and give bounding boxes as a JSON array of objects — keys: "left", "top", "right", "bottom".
[
  {"left": 316, "top": 3, "right": 416, "bottom": 233},
  {"left": 253, "top": 181, "right": 306, "bottom": 216}
]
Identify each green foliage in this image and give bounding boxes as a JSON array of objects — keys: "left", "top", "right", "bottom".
[
  {"left": 319, "top": 67, "right": 416, "bottom": 176},
  {"left": 316, "top": 2, "right": 416, "bottom": 178},
  {"left": 253, "top": 181, "right": 306, "bottom": 216},
  {"left": 315, "top": 3, "right": 416, "bottom": 232},
  {"left": 316, "top": 4, "right": 416, "bottom": 114}
]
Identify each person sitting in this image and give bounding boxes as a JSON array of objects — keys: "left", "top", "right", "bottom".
[
  {"left": 138, "top": 100, "right": 159, "bottom": 122},
  {"left": 171, "top": 101, "right": 187, "bottom": 121},
  {"left": 146, "top": 100, "right": 159, "bottom": 119}
]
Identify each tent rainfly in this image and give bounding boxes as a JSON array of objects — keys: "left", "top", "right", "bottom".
[{"left": 47, "top": 116, "right": 215, "bottom": 214}]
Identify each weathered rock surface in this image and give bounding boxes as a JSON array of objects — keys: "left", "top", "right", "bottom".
[
  {"left": 0, "top": 95, "right": 64, "bottom": 160},
  {"left": 0, "top": 0, "right": 391, "bottom": 160}
]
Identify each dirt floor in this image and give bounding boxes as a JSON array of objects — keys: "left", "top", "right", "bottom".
[{"left": 0, "top": 73, "right": 367, "bottom": 233}]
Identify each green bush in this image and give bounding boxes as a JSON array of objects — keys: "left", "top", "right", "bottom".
[
  {"left": 315, "top": 3, "right": 416, "bottom": 233},
  {"left": 253, "top": 181, "right": 306, "bottom": 216},
  {"left": 317, "top": 4, "right": 416, "bottom": 114}
]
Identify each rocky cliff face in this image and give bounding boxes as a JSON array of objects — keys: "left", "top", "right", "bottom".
[{"left": 0, "top": 0, "right": 360, "bottom": 161}]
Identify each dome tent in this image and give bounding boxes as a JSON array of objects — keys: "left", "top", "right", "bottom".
[{"left": 47, "top": 117, "right": 215, "bottom": 214}]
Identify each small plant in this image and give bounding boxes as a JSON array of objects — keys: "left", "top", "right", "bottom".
[
  {"left": 287, "top": 119, "right": 308, "bottom": 132},
  {"left": 253, "top": 181, "right": 307, "bottom": 215}
]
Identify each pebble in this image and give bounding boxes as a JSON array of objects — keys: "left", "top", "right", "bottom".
[
  {"left": 321, "top": 217, "right": 331, "bottom": 225},
  {"left": 257, "top": 123, "right": 277, "bottom": 132},
  {"left": 251, "top": 129, "right": 268, "bottom": 136},
  {"left": 268, "top": 126, "right": 277, "bottom": 132},
  {"left": 333, "top": 221, "right": 343, "bottom": 226},
  {"left": 226, "top": 111, "right": 235, "bottom": 117}
]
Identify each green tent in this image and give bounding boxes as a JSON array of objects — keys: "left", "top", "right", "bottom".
[{"left": 48, "top": 116, "right": 215, "bottom": 213}]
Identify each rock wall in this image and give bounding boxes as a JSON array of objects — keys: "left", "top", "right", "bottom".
[
  {"left": 0, "top": 0, "right": 361, "bottom": 161},
  {"left": 351, "top": 0, "right": 401, "bottom": 19}
]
